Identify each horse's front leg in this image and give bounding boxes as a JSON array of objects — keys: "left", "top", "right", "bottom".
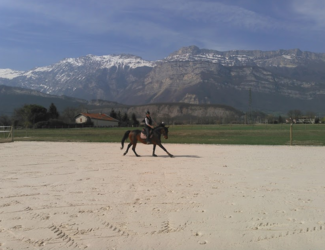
[
  {"left": 152, "top": 145, "right": 157, "bottom": 157},
  {"left": 158, "top": 143, "right": 173, "bottom": 157}
]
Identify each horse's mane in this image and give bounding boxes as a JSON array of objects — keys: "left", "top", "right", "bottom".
[{"left": 153, "top": 123, "right": 165, "bottom": 133}]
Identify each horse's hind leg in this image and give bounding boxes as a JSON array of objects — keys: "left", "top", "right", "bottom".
[
  {"left": 152, "top": 145, "right": 157, "bottom": 157},
  {"left": 132, "top": 143, "right": 140, "bottom": 157},
  {"left": 123, "top": 143, "right": 132, "bottom": 156}
]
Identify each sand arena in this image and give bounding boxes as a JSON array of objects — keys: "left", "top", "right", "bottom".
[{"left": 0, "top": 142, "right": 324, "bottom": 249}]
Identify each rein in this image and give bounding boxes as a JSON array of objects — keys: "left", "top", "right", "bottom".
[{"left": 153, "top": 125, "right": 165, "bottom": 136}]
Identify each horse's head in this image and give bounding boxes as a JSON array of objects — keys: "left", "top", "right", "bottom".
[{"left": 160, "top": 122, "right": 169, "bottom": 139}]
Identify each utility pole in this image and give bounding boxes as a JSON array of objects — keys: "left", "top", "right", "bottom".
[{"left": 248, "top": 88, "right": 252, "bottom": 124}]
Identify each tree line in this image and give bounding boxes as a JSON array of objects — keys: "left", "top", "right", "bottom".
[
  {"left": 246, "top": 109, "right": 322, "bottom": 124},
  {"left": 0, "top": 103, "right": 140, "bottom": 128},
  {"left": 1, "top": 104, "right": 324, "bottom": 127},
  {"left": 109, "top": 109, "right": 139, "bottom": 127}
]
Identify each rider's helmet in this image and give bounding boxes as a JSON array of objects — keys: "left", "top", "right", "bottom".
[{"left": 146, "top": 110, "right": 150, "bottom": 115}]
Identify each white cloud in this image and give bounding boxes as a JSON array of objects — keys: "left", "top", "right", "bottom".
[
  {"left": 292, "top": 0, "right": 325, "bottom": 29},
  {"left": 0, "top": 0, "right": 283, "bottom": 35},
  {"left": 0, "top": 0, "right": 114, "bottom": 33},
  {"left": 158, "top": 0, "right": 281, "bottom": 31}
]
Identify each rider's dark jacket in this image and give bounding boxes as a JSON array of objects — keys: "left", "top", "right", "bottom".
[
  {"left": 144, "top": 116, "right": 152, "bottom": 129},
  {"left": 144, "top": 116, "right": 153, "bottom": 141}
]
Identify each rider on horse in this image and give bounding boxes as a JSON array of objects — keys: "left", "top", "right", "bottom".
[{"left": 144, "top": 110, "right": 154, "bottom": 144}]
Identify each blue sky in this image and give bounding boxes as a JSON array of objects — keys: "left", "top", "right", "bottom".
[{"left": 1, "top": 0, "right": 325, "bottom": 70}]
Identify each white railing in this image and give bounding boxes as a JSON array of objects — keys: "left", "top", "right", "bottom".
[{"left": 0, "top": 126, "right": 13, "bottom": 142}]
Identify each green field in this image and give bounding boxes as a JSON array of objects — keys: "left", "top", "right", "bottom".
[{"left": 9, "top": 124, "right": 325, "bottom": 146}]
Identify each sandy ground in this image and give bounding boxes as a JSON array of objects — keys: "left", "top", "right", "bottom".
[{"left": 0, "top": 141, "right": 325, "bottom": 250}]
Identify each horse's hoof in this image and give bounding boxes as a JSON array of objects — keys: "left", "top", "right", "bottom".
[
  {"left": 136, "top": 155, "right": 141, "bottom": 157},
  {"left": 169, "top": 154, "right": 174, "bottom": 158},
  {"left": 152, "top": 154, "right": 157, "bottom": 157}
]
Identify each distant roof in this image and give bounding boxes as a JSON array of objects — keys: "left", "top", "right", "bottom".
[{"left": 79, "top": 113, "right": 119, "bottom": 122}]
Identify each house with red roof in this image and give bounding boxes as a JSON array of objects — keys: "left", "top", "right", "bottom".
[{"left": 75, "top": 113, "right": 119, "bottom": 127}]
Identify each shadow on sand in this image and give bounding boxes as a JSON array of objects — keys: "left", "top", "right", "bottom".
[
  {"left": 129, "top": 155, "right": 201, "bottom": 158},
  {"left": 172, "top": 155, "right": 200, "bottom": 158}
]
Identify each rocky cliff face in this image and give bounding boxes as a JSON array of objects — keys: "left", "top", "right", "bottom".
[
  {"left": 166, "top": 46, "right": 325, "bottom": 68},
  {"left": 118, "top": 60, "right": 325, "bottom": 113},
  {"left": 1, "top": 46, "right": 325, "bottom": 113}
]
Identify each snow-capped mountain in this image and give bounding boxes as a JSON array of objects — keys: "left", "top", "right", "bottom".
[
  {"left": 0, "top": 54, "right": 155, "bottom": 100},
  {"left": 23, "top": 54, "right": 155, "bottom": 77},
  {"left": 0, "top": 54, "right": 155, "bottom": 81},
  {"left": 1, "top": 46, "right": 325, "bottom": 113}
]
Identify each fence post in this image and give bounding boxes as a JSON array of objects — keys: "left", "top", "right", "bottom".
[
  {"left": 290, "top": 123, "right": 293, "bottom": 146},
  {"left": 10, "top": 126, "right": 13, "bottom": 142},
  {"left": 0, "top": 126, "right": 14, "bottom": 142}
]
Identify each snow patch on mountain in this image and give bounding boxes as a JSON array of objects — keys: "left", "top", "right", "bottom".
[
  {"left": 165, "top": 52, "right": 255, "bottom": 66},
  {"left": 282, "top": 55, "right": 293, "bottom": 60},
  {"left": 0, "top": 69, "right": 25, "bottom": 79},
  {"left": 89, "top": 54, "right": 156, "bottom": 69},
  {"left": 57, "top": 54, "right": 156, "bottom": 69},
  {"left": 32, "top": 66, "right": 53, "bottom": 72}
]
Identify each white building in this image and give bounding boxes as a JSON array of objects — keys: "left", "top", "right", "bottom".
[{"left": 75, "top": 113, "right": 119, "bottom": 127}]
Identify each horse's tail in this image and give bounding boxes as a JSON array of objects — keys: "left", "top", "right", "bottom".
[{"left": 121, "top": 130, "right": 131, "bottom": 150}]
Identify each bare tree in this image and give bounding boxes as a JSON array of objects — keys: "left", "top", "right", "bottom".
[{"left": 287, "top": 109, "right": 303, "bottom": 120}]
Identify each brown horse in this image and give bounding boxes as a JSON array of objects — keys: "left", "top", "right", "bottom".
[{"left": 120, "top": 123, "right": 173, "bottom": 157}]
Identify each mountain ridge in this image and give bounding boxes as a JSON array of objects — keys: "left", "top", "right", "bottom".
[{"left": 1, "top": 46, "right": 325, "bottom": 114}]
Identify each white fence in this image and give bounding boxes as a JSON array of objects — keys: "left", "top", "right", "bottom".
[{"left": 0, "top": 126, "right": 13, "bottom": 142}]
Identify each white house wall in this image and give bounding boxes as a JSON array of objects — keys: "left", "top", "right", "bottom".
[{"left": 75, "top": 115, "right": 88, "bottom": 124}]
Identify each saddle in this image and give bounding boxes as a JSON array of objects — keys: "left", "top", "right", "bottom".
[{"left": 140, "top": 128, "right": 152, "bottom": 139}]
